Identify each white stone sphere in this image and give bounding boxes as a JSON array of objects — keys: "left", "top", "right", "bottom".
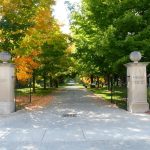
[
  {"left": 0, "top": 52, "right": 11, "bottom": 63},
  {"left": 129, "top": 51, "right": 142, "bottom": 63}
]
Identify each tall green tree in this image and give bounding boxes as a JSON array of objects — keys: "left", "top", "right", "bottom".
[
  {"left": 0, "top": 0, "right": 74, "bottom": 90},
  {"left": 70, "top": 0, "right": 150, "bottom": 83},
  {"left": 0, "top": 0, "right": 54, "bottom": 54}
]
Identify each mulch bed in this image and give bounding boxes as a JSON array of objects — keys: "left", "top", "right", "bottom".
[
  {"left": 145, "top": 111, "right": 150, "bottom": 114},
  {"left": 16, "top": 95, "right": 53, "bottom": 111}
]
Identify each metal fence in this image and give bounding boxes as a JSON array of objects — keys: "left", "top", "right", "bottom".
[
  {"left": 147, "top": 86, "right": 150, "bottom": 106},
  {"left": 111, "top": 85, "right": 127, "bottom": 110},
  {"left": 15, "top": 80, "right": 32, "bottom": 111}
]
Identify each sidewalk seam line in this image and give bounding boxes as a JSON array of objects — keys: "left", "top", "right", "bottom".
[
  {"left": 81, "top": 127, "right": 86, "bottom": 140},
  {"left": 41, "top": 129, "right": 47, "bottom": 144}
]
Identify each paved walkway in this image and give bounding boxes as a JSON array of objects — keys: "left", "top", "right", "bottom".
[{"left": 0, "top": 86, "right": 150, "bottom": 150}]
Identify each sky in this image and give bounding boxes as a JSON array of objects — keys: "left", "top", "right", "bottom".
[{"left": 53, "top": 0, "right": 81, "bottom": 33}]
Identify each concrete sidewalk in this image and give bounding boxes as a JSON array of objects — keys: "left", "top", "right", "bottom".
[{"left": 0, "top": 86, "right": 150, "bottom": 150}]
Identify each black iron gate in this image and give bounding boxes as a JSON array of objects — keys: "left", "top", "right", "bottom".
[
  {"left": 110, "top": 77, "right": 127, "bottom": 110},
  {"left": 15, "top": 79, "right": 32, "bottom": 111}
]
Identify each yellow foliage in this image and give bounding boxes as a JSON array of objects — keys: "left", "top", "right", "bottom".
[
  {"left": 34, "top": 7, "right": 53, "bottom": 32},
  {"left": 81, "top": 77, "right": 91, "bottom": 84},
  {"left": 66, "top": 44, "right": 76, "bottom": 54},
  {"left": 99, "top": 77, "right": 105, "bottom": 83}
]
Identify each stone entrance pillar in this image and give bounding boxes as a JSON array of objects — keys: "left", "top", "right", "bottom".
[
  {"left": 0, "top": 52, "right": 15, "bottom": 114},
  {"left": 125, "top": 51, "right": 149, "bottom": 113}
]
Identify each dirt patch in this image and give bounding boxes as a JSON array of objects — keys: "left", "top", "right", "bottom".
[{"left": 16, "top": 95, "right": 53, "bottom": 111}]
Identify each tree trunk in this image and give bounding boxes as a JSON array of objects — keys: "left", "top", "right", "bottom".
[
  {"left": 114, "top": 74, "right": 119, "bottom": 87},
  {"left": 97, "top": 76, "right": 100, "bottom": 88},
  {"left": 116, "top": 77, "right": 119, "bottom": 87},
  {"left": 110, "top": 75, "right": 113, "bottom": 103},
  {"left": 90, "top": 75, "right": 94, "bottom": 84},
  {"left": 49, "top": 76, "right": 53, "bottom": 87},
  {"left": 54, "top": 79, "right": 58, "bottom": 88},
  {"left": 32, "top": 71, "right": 36, "bottom": 93},
  {"left": 107, "top": 74, "right": 110, "bottom": 90},
  {"left": 43, "top": 75, "right": 47, "bottom": 90}
]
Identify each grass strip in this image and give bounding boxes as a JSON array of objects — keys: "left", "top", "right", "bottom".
[{"left": 89, "top": 86, "right": 127, "bottom": 110}]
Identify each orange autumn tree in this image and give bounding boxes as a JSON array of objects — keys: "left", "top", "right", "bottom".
[
  {"left": 15, "top": 51, "right": 40, "bottom": 82},
  {"left": 13, "top": 3, "right": 55, "bottom": 82},
  {"left": 2, "top": 0, "right": 71, "bottom": 86}
]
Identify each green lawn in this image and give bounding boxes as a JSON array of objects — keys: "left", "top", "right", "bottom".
[
  {"left": 89, "top": 86, "right": 127, "bottom": 110},
  {"left": 16, "top": 87, "right": 55, "bottom": 96}
]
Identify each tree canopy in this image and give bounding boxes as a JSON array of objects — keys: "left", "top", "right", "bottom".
[
  {"left": 0, "top": 0, "right": 149, "bottom": 88},
  {"left": 0, "top": 0, "right": 75, "bottom": 89},
  {"left": 70, "top": 0, "right": 150, "bottom": 83}
]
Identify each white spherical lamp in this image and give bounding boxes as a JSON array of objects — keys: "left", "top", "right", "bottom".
[
  {"left": 129, "top": 51, "right": 142, "bottom": 63},
  {"left": 0, "top": 52, "right": 11, "bottom": 63}
]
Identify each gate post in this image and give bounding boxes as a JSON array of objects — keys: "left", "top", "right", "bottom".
[
  {"left": 0, "top": 52, "right": 15, "bottom": 114},
  {"left": 125, "top": 51, "right": 149, "bottom": 113}
]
